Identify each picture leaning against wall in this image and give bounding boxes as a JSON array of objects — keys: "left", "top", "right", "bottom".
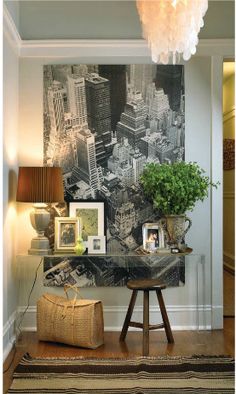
[{"left": 43, "top": 64, "right": 185, "bottom": 254}]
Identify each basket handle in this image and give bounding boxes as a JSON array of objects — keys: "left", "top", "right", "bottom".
[{"left": 64, "top": 284, "right": 83, "bottom": 302}]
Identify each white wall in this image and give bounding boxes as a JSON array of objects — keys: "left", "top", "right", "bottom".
[
  {"left": 3, "top": 23, "right": 19, "bottom": 359},
  {"left": 16, "top": 56, "right": 217, "bottom": 332}
]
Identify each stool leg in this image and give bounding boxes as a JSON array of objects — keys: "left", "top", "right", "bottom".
[
  {"left": 156, "top": 289, "right": 174, "bottom": 343},
  {"left": 120, "top": 290, "right": 138, "bottom": 341},
  {"left": 143, "top": 290, "right": 149, "bottom": 356}
]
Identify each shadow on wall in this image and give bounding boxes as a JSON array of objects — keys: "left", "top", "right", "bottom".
[{"left": 8, "top": 169, "right": 17, "bottom": 203}]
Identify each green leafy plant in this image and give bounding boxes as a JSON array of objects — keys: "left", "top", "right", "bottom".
[{"left": 140, "top": 162, "right": 218, "bottom": 215}]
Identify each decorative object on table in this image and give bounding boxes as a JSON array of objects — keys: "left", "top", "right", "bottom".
[
  {"left": 74, "top": 236, "right": 86, "bottom": 256},
  {"left": 43, "top": 255, "right": 185, "bottom": 288},
  {"left": 37, "top": 285, "right": 104, "bottom": 349},
  {"left": 44, "top": 64, "right": 185, "bottom": 254},
  {"left": 16, "top": 167, "right": 64, "bottom": 255},
  {"left": 87, "top": 235, "right": 106, "bottom": 254},
  {"left": 9, "top": 354, "right": 235, "bottom": 394},
  {"left": 142, "top": 223, "right": 165, "bottom": 253},
  {"left": 69, "top": 201, "right": 105, "bottom": 247},
  {"left": 54, "top": 217, "right": 81, "bottom": 254},
  {"left": 140, "top": 162, "right": 218, "bottom": 248},
  {"left": 44, "top": 203, "right": 68, "bottom": 250},
  {"left": 159, "top": 214, "right": 192, "bottom": 249},
  {"left": 136, "top": 0, "right": 208, "bottom": 64},
  {"left": 171, "top": 247, "right": 180, "bottom": 254},
  {"left": 223, "top": 139, "right": 235, "bottom": 170}
]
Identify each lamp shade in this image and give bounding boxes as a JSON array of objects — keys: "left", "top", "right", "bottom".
[{"left": 16, "top": 167, "right": 64, "bottom": 203}]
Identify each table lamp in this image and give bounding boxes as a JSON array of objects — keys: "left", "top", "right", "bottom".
[{"left": 16, "top": 166, "right": 64, "bottom": 255}]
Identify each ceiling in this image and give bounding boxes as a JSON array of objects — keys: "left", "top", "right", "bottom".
[{"left": 4, "top": 0, "right": 235, "bottom": 41}]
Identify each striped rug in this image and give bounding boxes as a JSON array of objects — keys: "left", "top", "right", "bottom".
[{"left": 8, "top": 353, "right": 234, "bottom": 393}]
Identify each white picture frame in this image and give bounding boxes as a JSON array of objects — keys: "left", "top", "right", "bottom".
[
  {"left": 142, "top": 223, "right": 165, "bottom": 253},
  {"left": 69, "top": 201, "right": 105, "bottom": 247},
  {"left": 54, "top": 217, "right": 81, "bottom": 254},
  {"left": 87, "top": 235, "right": 106, "bottom": 254}
]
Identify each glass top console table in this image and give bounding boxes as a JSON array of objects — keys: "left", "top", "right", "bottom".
[{"left": 16, "top": 253, "right": 209, "bottom": 331}]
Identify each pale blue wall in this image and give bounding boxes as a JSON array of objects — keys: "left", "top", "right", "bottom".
[{"left": 4, "top": 0, "right": 235, "bottom": 40}]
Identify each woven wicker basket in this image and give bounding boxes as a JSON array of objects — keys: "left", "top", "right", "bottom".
[{"left": 37, "top": 287, "right": 104, "bottom": 349}]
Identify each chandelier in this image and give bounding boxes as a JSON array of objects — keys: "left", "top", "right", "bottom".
[{"left": 136, "top": 0, "right": 208, "bottom": 64}]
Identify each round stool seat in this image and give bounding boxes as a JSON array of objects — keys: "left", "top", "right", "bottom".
[{"left": 127, "top": 279, "right": 166, "bottom": 291}]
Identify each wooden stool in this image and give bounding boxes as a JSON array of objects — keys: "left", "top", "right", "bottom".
[{"left": 119, "top": 279, "right": 174, "bottom": 356}]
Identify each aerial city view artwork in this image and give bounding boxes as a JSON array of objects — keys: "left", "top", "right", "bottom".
[{"left": 43, "top": 64, "right": 185, "bottom": 254}]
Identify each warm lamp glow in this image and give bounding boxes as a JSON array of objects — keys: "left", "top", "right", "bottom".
[{"left": 136, "top": 0, "right": 208, "bottom": 64}]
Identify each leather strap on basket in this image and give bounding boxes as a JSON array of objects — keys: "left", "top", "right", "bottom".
[
  {"left": 63, "top": 285, "right": 83, "bottom": 327},
  {"left": 64, "top": 284, "right": 83, "bottom": 301}
]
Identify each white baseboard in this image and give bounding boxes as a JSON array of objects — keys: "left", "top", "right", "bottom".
[
  {"left": 3, "top": 311, "right": 17, "bottom": 362},
  {"left": 18, "top": 304, "right": 212, "bottom": 332},
  {"left": 3, "top": 304, "right": 215, "bottom": 360},
  {"left": 211, "top": 306, "right": 224, "bottom": 329}
]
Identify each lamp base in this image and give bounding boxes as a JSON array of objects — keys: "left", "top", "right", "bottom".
[{"left": 28, "top": 236, "right": 52, "bottom": 256}]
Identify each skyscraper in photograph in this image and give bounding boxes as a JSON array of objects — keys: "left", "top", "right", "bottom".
[
  {"left": 99, "top": 65, "right": 126, "bottom": 130},
  {"left": 77, "top": 128, "right": 101, "bottom": 193},
  {"left": 67, "top": 75, "right": 87, "bottom": 126},
  {"left": 85, "top": 73, "right": 111, "bottom": 135},
  {"left": 132, "top": 149, "right": 146, "bottom": 184},
  {"left": 46, "top": 81, "right": 65, "bottom": 163},
  {"left": 47, "top": 81, "right": 65, "bottom": 135},
  {"left": 146, "top": 84, "right": 170, "bottom": 120},
  {"left": 116, "top": 97, "right": 146, "bottom": 148},
  {"left": 43, "top": 65, "right": 53, "bottom": 114},
  {"left": 129, "top": 64, "right": 156, "bottom": 101},
  {"left": 155, "top": 65, "right": 183, "bottom": 111}
]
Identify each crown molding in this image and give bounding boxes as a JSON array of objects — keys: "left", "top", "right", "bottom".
[
  {"left": 3, "top": 4, "right": 21, "bottom": 56},
  {"left": 19, "top": 38, "right": 235, "bottom": 58}
]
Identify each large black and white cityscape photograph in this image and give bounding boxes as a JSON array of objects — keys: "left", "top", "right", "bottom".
[
  {"left": 43, "top": 64, "right": 185, "bottom": 254},
  {"left": 44, "top": 255, "right": 185, "bottom": 288}
]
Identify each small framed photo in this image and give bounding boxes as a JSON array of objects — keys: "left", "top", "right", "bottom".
[
  {"left": 142, "top": 223, "right": 165, "bottom": 253},
  {"left": 69, "top": 201, "right": 105, "bottom": 247},
  {"left": 54, "top": 217, "right": 81, "bottom": 253},
  {"left": 87, "top": 236, "right": 106, "bottom": 254}
]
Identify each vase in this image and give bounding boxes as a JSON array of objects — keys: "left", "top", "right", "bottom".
[
  {"left": 74, "top": 237, "right": 86, "bottom": 255},
  {"left": 162, "top": 214, "right": 192, "bottom": 248}
]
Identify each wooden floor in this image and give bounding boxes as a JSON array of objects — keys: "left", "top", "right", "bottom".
[{"left": 3, "top": 318, "right": 234, "bottom": 394}]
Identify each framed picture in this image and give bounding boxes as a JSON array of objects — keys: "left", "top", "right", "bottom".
[
  {"left": 69, "top": 201, "right": 105, "bottom": 247},
  {"left": 142, "top": 223, "right": 165, "bottom": 253},
  {"left": 87, "top": 235, "right": 106, "bottom": 254},
  {"left": 54, "top": 217, "right": 81, "bottom": 253}
]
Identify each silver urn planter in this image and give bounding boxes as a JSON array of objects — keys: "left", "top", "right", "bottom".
[{"left": 161, "top": 214, "right": 192, "bottom": 249}]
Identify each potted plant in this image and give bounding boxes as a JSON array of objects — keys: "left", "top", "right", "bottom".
[{"left": 140, "top": 161, "right": 218, "bottom": 248}]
